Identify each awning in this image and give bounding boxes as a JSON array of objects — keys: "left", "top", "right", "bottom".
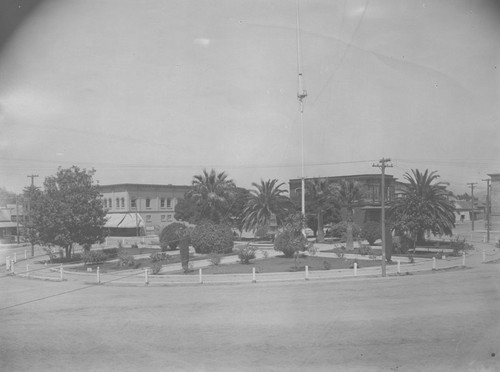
[
  {"left": 0, "top": 221, "right": 19, "bottom": 228},
  {"left": 104, "top": 213, "right": 145, "bottom": 228}
]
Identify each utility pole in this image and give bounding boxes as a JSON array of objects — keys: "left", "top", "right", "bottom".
[
  {"left": 482, "top": 178, "right": 491, "bottom": 243},
  {"left": 15, "top": 195, "right": 20, "bottom": 244},
  {"left": 373, "top": 158, "right": 392, "bottom": 277},
  {"left": 467, "top": 182, "right": 477, "bottom": 231}
]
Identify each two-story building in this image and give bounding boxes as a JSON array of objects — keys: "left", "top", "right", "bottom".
[
  {"left": 289, "top": 174, "right": 396, "bottom": 226},
  {"left": 99, "top": 183, "right": 191, "bottom": 236}
]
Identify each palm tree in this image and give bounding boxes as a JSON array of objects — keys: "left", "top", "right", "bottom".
[
  {"left": 305, "top": 178, "right": 338, "bottom": 242},
  {"left": 337, "top": 179, "right": 363, "bottom": 250},
  {"left": 242, "top": 179, "right": 291, "bottom": 232},
  {"left": 390, "top": 169, "right": 455, "bottom": 249},
  {"left": 190, "top": 169, "right": 235, "bottom": 224}
]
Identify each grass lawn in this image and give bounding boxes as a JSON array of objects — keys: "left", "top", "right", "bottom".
[{"left": 182, "top": 255, "right": 391, "bottom": 275}]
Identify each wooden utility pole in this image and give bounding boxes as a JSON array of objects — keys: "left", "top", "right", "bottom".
[
  {"left": 482, "top": 178, "right": 491, "bottom": 243},
  {"left": 467, "top": 182, "right": 477, "bottom": 231},
  {"left": 373, "top": 158, "right": 392, "bottom": 277}
]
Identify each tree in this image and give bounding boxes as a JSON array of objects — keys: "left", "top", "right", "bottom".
[
  {"left": 336, "top": 179, "right": 363, "bottom": 250},
  {"left": 304, "top": 178, "right": 339, "bottom": 242},
  {"left": 174, "top": 191, "right": 201, "bottom": 224},
  {"left": 389, "top": 169, "right": 455, "bottom": 250},
  {"left": 30, "top": 166, "right": 107, "bottom": 258},
  {"left": 22, "top": 185, "right": 42, "bottom": 256},
  {"left": 229, "top": 187, "right": 251, "bottom": 237},
  {"left": 0, "top": 187, "right": 17, "bottom": 205},
  {"left": 190, "top": 169, "right": 235, "bottom": 224},
  {"left": 242, "top": 179, "right": 292, "bottom": 233}
]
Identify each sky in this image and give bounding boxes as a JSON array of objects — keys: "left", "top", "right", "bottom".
[{"left": 0, "top": 0, "right": 499, "bottom": 197}]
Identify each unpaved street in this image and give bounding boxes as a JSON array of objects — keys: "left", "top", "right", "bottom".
[{"left": 1, "top": 262, "right": 499, "bottom": 371}]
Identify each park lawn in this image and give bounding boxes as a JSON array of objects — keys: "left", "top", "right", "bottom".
[{"left": 183, "top": 255, "right": 390, "bottom": 275}]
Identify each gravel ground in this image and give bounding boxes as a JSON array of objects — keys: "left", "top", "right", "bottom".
[{"left": 1, "top": 258, "right": 499, "bottom": 372}]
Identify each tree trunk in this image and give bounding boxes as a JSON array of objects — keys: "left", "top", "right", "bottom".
[
  {"left": 317, "top": 213, "right": 324, "bottom": 243},
  {"left": 65, "top": 244, "right": 72, "bottom": 259},
  {"left": 346, "top": 221, "right": 354, "bottom": 250}
]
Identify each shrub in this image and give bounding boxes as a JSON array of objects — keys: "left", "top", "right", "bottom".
[
  {"left": 450, "top": 236, "right": 474, "bottom": 256},
  {"left": 131, "top": 243, "right": 138, "bottom": 249},
  {"left": 102, "top": 248, "right": 118, "bottom": 258},
  {"left": 330, "top": 221, "right": 361, "bottom": 240},
  {"left": 273, "top": 230, "right": 307, "bottom": 258},
  {"left": 238, "top": 244, "right": 257, "bottom": 264},
  {"left": 361, "top": 221, "right": 382, "bottom": 245},
  {"left": 150, "top": 261, "right": 162, "bottom": 275},
  {"left": 150, "top": 252, "right": 170, "bottom": 262},
  {"left": 323, "top": 260, "right": 331, "bottom": 270},
  {"left": 209, "top": 253, "right": 221, "bottom": 266},
  {"left": 160, "top": 222, "right": 187, "bottom": 251},
  {"left": 191, "top": 222, "right": 234, "bottom": 254},
  {"left": 359, "top": 245, "right": 373, "bottom": 256},
  {"left": 349, "top": 258, "right": 360, "bottom": 269},
  {"left": 118, "top": 254, "right": 135, "bottom": 268},
  {"left": 82, "top": 250, "right": 108, "bottom": 265}
]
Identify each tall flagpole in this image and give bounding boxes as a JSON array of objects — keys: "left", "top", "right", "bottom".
[{"left": 296, "top": 0, "right": 307, "bottom": 228}]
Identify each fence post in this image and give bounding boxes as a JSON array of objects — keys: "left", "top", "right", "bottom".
[
  {"left": 305, "top": 265, "right": 309, "bottom": 280},
  {"left": 353, "top": 262, "right": 357, "bottom": 277},
  {"left": 97, "top": 267, "right": 100, "bottom": 284},
  {"left": 462, "top": 251, "right": 466, "bottom": 267},
  {"left": 199, "top": 268, "right": 203, "bottom": 284},
  {"left": 60, "top": 264, "right": 64, "bottom": 281},
  {"left": 145, "top": 268, "right": 149, "bottom": 285},
  {"left": 432, "top": 257, "right": 436, "bottom": 270},
  {"left": 397, "top": 260, "right": 401, "bottom": 274},
  {"left": 252, "top": 267, "right": 256, "bottom": 283}
]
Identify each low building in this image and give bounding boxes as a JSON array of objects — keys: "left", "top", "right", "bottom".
[
  {"left": 0, "top": 208, "right": 20, "bottom": 244},
  {"left": 98, "top": 183, "right": 191, "bottom": 236},
  {"left": 488, "top": 173, "right": 500, "bottom": 226}
]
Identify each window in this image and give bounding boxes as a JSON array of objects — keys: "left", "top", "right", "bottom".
[
  {"left": 167, "top": 214, "right": 173, "bottom": 222},
  {"left": 146, "top": 198, "right": 151, "bottom": 209},
  {"left": 116, "top": 198, "right": 120, "bottom": 209},
  {"left": 131, "top": 199, "right": 136, "bottom": 209},
  {"left": 108, "top": 198, "right": 112, "bottom": 208},
  {"left": 121, "top": 198, "right": 125, "bottom": 208},
  {"left": 167, "top": 198, "right": 172, "bottom": 209},
  {"left": 161, "top": 214, "right": 166, "bottom": 222},
  {"left": 160, "top": 198, "right": 165, "bottom": 208},
  {"left": 103, "top": 199, "right": 107, "bottom": 208},
  {"left": 146, "top": 215, "right": 152, "bottom": 223}
]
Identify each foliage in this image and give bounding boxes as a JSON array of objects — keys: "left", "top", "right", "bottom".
[
  {"left": 323, "top": 260, "right": 331, "bottom": 270},
  {"left": 358, "top": 245, "right": 373, "bottom": 256},
  {"left": 209, "top": 252, "right": 222, "bottom": 266},
  {"left": 274, "top": 229, "right": 308, "bottom": 258},
  {"left": 29, "top": 166, "right": 107, "bottom": 258},
  {"left": 190, "top": 169, "right": 236, "bottom": 224},
  {"left": 229, "top": 187, "right": 251, "bottom": 235},
  {"left": 149, "top": 252, "right": 170, "bottom": 274},
  {"left": 349, "top": 258, "right": 360, "bottom": 269},
  {"left": 242, "top": 179, "right": 292, "bottom": 232},
  {"left": 449, "top": 237, "right": 474, "bottom": 256},
  {"left": 238, "top": 244, "right": 257, "bottom": 264},
  {"left": 389, "top": 169, "right": 455, "bottom": 249},
  {"left": 361, "top": 221, "right": 382, "bottom": 245},
  {"left": 0, "top": 187, "right": 17, "bottom": 204},
  {"left": 160, "top": 222, "right": 186, "bottom": 251},
  {"left": 336, "top": 179, "right": 363, "bottom": 250},
  {"left": 150, "top": 261, "right": 163, "bottom": 275},
  {"left": 190, "top": 221, "right": 234, "bottom": 254},
  {"left": 174, "top": 191, "right": 201, "bottom": 224},
  {"left": 118, "top": 254, "right": 136, "bottom": 268},
  {"left": 304, "top": 178, "right": 339, "bottom": 242},
  {"left": 329, "top": 221, "right": 361, "bottom": 240},
  {"left": 82, "top": 250, "right": 108, "bottom": 265}
]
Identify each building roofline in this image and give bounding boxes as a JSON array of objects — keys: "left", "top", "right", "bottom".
[
  {"left": 289, "top": 174, "right": 395, "bottom": 182},
  {"left": 98, "top": 183, "right": 191, "bottom": 189}
]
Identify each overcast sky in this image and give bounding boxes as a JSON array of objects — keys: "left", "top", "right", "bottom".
[{"left": 0, "top": 0, "right": 499, "bottom": 195}]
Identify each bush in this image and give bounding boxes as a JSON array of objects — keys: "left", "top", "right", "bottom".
[
  {"left": 358, "top": 245, "right": 373, "bottom": 256},
  {"left": 329, "top": 221, "right": 361, "bottom": 240},
  {"left": 191, "top": 222, "right": 234, "bottom": 254},
  {"left": 118, "top": 254, "right": 135, "bottom": 267},
  {"left": 82, "top": 250, "right": 108, "bottom": 265},
  {"left": 360, "top": 221, "right": 381, "bottom": 245},
  {"left": 209, "top": 253, "right": 221, "bottom": 266},
  {"left": 150, "top": 261, "right": 163, "bottom": 275},
  {"left": 238, "top": 244, "right": 257, "bottom": 264},
  {"left": 450, "top": 237, "right": 473, "bottom": 256},
  {"left": 160, "top": 222, "right": 187, "bottom": 251},
  {"left": 274, "top": 230, "right": 307, "bottom": 258},
  {"left": 102, "top": 248, "right": 118, "bottom": 258}
]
